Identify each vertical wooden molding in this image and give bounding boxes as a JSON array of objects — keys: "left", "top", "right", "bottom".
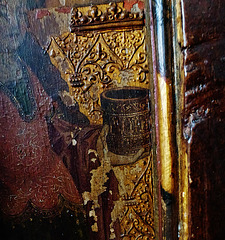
[
  {"left": 146, "top": 0, "right": 178, "bottom": 239},
  {"left": 172, "top": 0, "right": 189, "bottom": 239}
]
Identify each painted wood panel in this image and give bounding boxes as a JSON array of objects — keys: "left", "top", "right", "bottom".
[{"left": 0, "top": 1, "right": 154, "bottom": 239}]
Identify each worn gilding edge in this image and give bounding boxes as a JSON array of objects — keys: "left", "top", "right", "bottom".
[
  {"left": 70, "top": 20, "right": 144, "bottom": 32},
  {"left": 157, "top": 74, "right": 174, "bottom": 195},
  {"left": 172, "top": 0, "right": 189, "bottom": 239},
  {"left": 144, "top": 0, "right": 160, "bottom": 239}
]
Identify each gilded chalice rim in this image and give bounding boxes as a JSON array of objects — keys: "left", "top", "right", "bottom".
[{"left": 100, "top": 86, "right": 149, "bottom": 102}]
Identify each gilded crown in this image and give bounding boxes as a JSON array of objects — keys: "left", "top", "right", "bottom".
[{"left": 70, "top": 2, "right": 144, "bottom": 33}]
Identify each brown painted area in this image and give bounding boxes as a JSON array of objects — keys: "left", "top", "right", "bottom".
[
  {"left": 55, "top": 7, "right": 71, "bottom": 13},
  {"left": 123, "top": 0, "right": 145, "bottom": 11},
  {"left": 184, "top": 39, "right": 225, "bottom": 118},
  {"left": 36, "top": 9, "right": 51, "bottom": 19},
  {"left": 124, "top": 0, "right": 138, "bottom": 10},
  {"left": 184, "top": 40, "right": 225, "bottom": 240},
  {"left": 182, "top": 0, "right": 225, "bottom": 47},
  {"left": 182, "top": 0, "right": 225, "bottom": 239}
]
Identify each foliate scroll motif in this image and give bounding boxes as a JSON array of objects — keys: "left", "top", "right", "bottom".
[
  {"left": 112, "top": 156, "right": 155, "bottom": 239},
  {"left": 48, "top": 28, "right": 149, "bottom": 124},
  {"left": 103, "top": 30, "right": 145, "bottom": 68},
  {"left": 48, "top": 32, "right": 98, "bottom": 87}
]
